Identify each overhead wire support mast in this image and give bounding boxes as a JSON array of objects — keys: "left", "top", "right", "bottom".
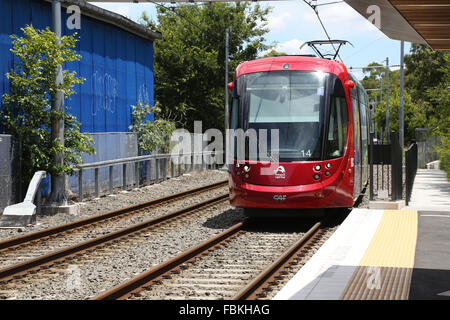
[{"left": 48, "top": 0, "right": 67, "bottom": 206}]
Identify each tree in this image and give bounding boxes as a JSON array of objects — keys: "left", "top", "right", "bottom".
[
  {"left": 360, "top": 62, "right": 392, "bottom": 106},
  {"left": 0, "top": 25, "right": 95, "bottom": 194},
  {"left": 364, "top": 46, "right": 449, "bottom": 177},
  {"left": 129, "top": 102, "right": 176, "bottom": 154},
  {"left": 141, "top": 3, "right": 272, "bottom": 131},
  {"left": 373, "top": 87, "right": 427, "bottom": 144},
  {"left": 404, "top": 44, "right": 448, "bottom": 103},
  {"left": 426, "top": 55, "right": 450, "bottom": 178},
  {"left": 263, "top": 49, "right": 287, "bottom": 58},
  {"left": 403, "top": 45, "right": 450, "bottom": 178}
]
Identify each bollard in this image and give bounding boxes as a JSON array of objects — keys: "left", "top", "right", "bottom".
[
  {"left": 146, "top": 160, "right": 151, "bottom": 186},
  {"left": 109, "top": 165, "right": 114, "bottom": 195},
  {"left": 78, "top": 169, "right": 83, "bottom": 202}
]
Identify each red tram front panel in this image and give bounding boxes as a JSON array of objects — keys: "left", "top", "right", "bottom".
[{"left": 227, "top": 55, "right": 359, "bottom": 210}]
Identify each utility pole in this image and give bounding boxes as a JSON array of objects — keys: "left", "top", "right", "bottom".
[
  {"left": 379, "top": 74, "right": 382, "bottom": 105},
  {"left": 225, "top": 27, "right": 229, "bottom": 132},
  {"left": 374, "top": 94, "right": 377, "bottom": 139},
  {"left": 379, "top": 74, "right": 383, "bottom": 140},
  {"left": 224, "top": 27, "right": 230, "bottom": 167},
  {"left": 386, "top": 57, "right": 390, "bottom": 142},
  {"left": 48, "top": 0, "right": 67, "bottom": 206},
  {"left": 399, "top": 41, "right": 405, "bottom": 162}
]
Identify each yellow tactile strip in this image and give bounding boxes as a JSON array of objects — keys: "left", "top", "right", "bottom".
[
  {"left": 341, "top": 266, "right": 413, "bottom": 300},
  {"left": 341, "top": 210, "right": 418, "bottom": 300}
]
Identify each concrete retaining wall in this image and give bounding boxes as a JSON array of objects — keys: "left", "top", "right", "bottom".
[{"left": 0, "top": 135, "right": 17, "bottom": 214}]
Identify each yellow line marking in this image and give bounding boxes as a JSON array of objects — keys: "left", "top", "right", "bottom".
[
  {"left": 359, "top": 210, "right": 418, "bottom": 268},
  {"left": 341, "top": 210, "right": 418, "bottom": 299}
]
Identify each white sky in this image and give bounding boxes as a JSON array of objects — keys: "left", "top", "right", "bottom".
[{"left": 92, "top": 1, "right": 412, "bottom": 82}]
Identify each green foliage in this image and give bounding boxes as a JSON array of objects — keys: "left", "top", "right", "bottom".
[
  {"left": 141, "top": 3, "right": 272, "bottom": 131},
  {"left": 129, "top": 102, "right": 176, "bottom": 154},
  {"left": 423, "top": 54, "right": 450, "bottom": 137},
  {"left": 263, "top": 49, "right": 288, "bottom": 58},
  {"left": 361, "top": 63, "right": 428, "bottom": 144},
  {"left": 373, "top": 87, "right": 427, "bottom": 143},
  {"left": 362, "top": 45, "right": 450, "bottom": 178},
  {"left": 425, "top": 56, "right": 450, "bottom": 178},
  {"left": 0, "top": 25, "right": 95, "bottom": 188},
  {"left": 436, "top": 136, "right": 450, "bottom": 180},
  {"left": 360, "top": 62, "right": 406, "bottom": 109},
  {"left": 405, "top": 44, "right": 448, "bottom": 103},
  {"left": 405, "top": 45, "right": 450, "bottom": 178}
]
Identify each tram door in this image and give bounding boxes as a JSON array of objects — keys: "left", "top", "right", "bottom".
[
  {"left": 351, "top": 90, "right": 362, "bottom": 197},
  {"left": 359, "top": 88, "right": 369, "bottom": 187}
]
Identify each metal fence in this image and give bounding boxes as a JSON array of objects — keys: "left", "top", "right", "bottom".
[
  {"left": 369, "top": 131, "right": 402, "bottom": 201},
  {"left": 369, "top": 133, "right": 392, "bottom": 200},
  {"left": 415, "top": 128, "right": 442, "bottom": 168},
  {"left": 73, "top": 151, "right": 224, "bottom": 202},
  {"left": 405, "top": 143, "right": 418, "bottom": 206},
  {"left": 67, "top": 132, "right": 138, "bottom": 198}
]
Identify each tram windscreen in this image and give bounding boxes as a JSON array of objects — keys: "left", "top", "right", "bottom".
[{"left": 238, "top": 71, "right": 327, "bottom": 161}]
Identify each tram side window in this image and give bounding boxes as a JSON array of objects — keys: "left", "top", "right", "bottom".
[
  {"left": 326, "top": 97, "right": 348, "bottom": 158},
  {"left": 231, "top": 94, "right": 239, "bottom": 130}
]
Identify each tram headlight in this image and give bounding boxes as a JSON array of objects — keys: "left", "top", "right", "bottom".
[
  {"left": 326, "top": 163, "right": 332, "bottom": 169},
  {"left": 243, "top": 164, "right": 250, "bottom": 172},
  {"left": 313, "top": 174, "right": 320, "bottom": 180},
  {"left": 314, "top": 165, "right": 321, "bottom": 171},
  {"left": 325, "top": 171, "right": 331, "bottom": 177}
]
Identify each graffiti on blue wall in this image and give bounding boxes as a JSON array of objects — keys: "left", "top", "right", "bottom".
[
  {"left": 0, "top": 0, "right": 155, "bottom": 134},
  {"left": 92, "top": 71, "right": 118, "bottom": 116}
]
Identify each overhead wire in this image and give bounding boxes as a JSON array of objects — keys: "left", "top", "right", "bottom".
[
  {"left": 343, "top": 36, "right": 384, "bottom": 60},
  {"left": 145, "top": 1, "right": 225, "bottom": 44},
  {"left": 313, "top": 0, "right": 345, "bottom": 6},
  {"left": 302, "top": 0, "right": 345, "bottom": 63}
]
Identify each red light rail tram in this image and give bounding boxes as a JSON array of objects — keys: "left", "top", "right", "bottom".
[{"left": 227, "top": 55, "right": 370, "bottom": 214}]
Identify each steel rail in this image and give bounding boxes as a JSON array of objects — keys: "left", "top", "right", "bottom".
[
  {"left": 232, "top": 221, "right": 322, "bottom": 300},
  {"left": 0, "top": 180, "right": 227, "bottom": 251},
  {"left": 93, "top": 222, "right": 245, "bottom": 300},
  {"left": 0, "top": 194, "right": 228, "bottom": 281}
]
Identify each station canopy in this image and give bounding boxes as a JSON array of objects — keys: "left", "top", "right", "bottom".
[{"left": 344, "top": 0, "right": 450, "bottom": 51}]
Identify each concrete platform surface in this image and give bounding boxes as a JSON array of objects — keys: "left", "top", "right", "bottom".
[
  {"left": 275, "top": 169, "right": 450, "bottom": 300},
  {"left": 407, "top": 169, "right": 450, "bottom": 211},
  {"left": 410, "top": 211, "right": 450, "bottom": 299},
  {"left": 274, "top": 209, "right": 419, "bottom": 300}
]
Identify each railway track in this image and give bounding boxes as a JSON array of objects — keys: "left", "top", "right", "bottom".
[
  {"left": 93, "top": 217, "right": 335, "bottom": 300},
  {"left": 0, "top": 177, "right": 346, "bottom": 300},
  {"left": 0, "top": 183, "right": 232, "bottom": 299},
  {"left": 0, "top": 180, "right": 228, "bottom": 269}
]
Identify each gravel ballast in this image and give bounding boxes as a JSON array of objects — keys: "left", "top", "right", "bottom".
[
  {"left": 1, "top": 200, "right": 245, "bottom": 300},
  {"left": 0, "top": 167, "right": 395, "bottom": 300},
  {"left": 0, "top": 170, "right": 228, "bottom": 242}
]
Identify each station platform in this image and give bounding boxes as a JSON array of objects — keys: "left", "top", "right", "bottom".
[{"left": 275, "top": 169, "right": 450, "bottom": 300}]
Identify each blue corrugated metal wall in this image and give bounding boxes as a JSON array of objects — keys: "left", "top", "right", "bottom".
[{"left": 0, "top": 0, "right": 155, "bottom": 133}]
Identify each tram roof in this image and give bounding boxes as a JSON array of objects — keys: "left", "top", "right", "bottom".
[{"left": 235, "top": 55, "right": 349, "bottom": 79}]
